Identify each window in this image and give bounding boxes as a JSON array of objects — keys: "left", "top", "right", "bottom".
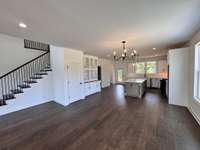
[
  {"left": 146, "top": 61, "right": 157, "bottom": 74},
  {"left": 194, "top": 43, "right": 200, "bottom": 101},
  {"left": 136, "top": 62, "right": 145, "bottom": 74}
]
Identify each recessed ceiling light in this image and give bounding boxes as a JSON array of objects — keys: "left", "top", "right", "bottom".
[
  {"left": 19, "top": 22, "right": 27, "bottom": 28},
  {"left": 153, "top": 48, "right": 156, "bottom": 50}
]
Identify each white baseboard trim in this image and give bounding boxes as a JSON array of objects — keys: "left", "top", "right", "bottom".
[{"left": 188, "top": 107, "right": 200, "bottom": 126}]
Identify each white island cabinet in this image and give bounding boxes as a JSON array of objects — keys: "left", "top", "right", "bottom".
[{"left": 124, "top": 79, "right": 147, "bottom": 98}]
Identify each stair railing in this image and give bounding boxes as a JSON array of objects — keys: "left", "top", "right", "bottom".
[{"left": 0, "top": 51, "right": 50, "bottom": 106}]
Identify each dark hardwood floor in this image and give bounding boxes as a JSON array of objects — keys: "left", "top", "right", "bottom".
[{"left": 0, "top": 85, "right": 200, "bottom": 150}]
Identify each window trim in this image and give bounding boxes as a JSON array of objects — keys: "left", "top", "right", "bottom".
[
  {"left": 134, "top": 61, "right": 157, "bottom": 75},
  {"left": 194, "top": 42, "right": 200, "bottom": 102}
]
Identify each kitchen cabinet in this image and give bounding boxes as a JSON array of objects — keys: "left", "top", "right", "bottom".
[
  {"left": 84, "top": 55, "right": 98, "bottom": 82},
  {"left": 84, "top": 55, "right": 101, "bottom": 97},
  {"left": 84, "top": 81, "right": 101, "bottom": 96}
]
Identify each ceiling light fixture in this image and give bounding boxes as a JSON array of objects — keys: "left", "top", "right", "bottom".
[
  {"left": 19, "top": 22, "right": 27, "bottom": 28},
  {"left": 153, "top": 48, "right": 156, "bottom": 50},
  {"left": 113, "top": 41, "right": 138, "bottom": 62}
]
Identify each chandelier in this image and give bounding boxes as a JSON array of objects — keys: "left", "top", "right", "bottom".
[{"left": 113, "top": 41, "right": 138, "bottom": 61}]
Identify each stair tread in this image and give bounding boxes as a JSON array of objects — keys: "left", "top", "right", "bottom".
[
  {"left": 24, "top": 80, "right": 37, "bottom": 84},
  {"left": 30, "top": 76, "right": 43, "bottom": 79},
  {"left": 41, "top": 69, "right": 52, "bottom": 72},
  {"left": 35, "top": 72, "right": 48, "bottom": 75},
  {"left": 45, "top": 66, "right": 51, "bottom": 68},
  {"left": 3, "top": 94, "right": 15, "bottom": 100},
  {"left": 11, "top": 89, "right": 24, "bottom": 94},
  {"left": 18, "top": 84, "right": 31, "bottom": 89}
]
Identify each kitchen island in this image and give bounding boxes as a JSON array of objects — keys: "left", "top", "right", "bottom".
[{"left": 124, "top": 79, "right": 147, "bottom": 98}]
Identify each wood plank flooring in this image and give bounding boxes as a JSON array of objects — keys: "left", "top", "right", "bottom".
[{"left": 0, "top": 85, "right": 200, "bottom": 150}]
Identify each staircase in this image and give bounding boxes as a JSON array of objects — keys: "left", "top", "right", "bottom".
[{"left": 0, "top": 51, "right": 51, "bottom": 106}]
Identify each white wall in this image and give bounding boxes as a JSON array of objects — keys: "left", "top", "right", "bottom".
[
  {"left": 168, "top": 30, "right": 200, "bottom": 125},
  {"left": 188, "top": 30, "right": 200, "bottom": 124},
  {"left": 0, "top": 72, "right": 53, "bottom": 116},
  {"left": 50, "top": 46, "right": 67, "bottom": 106},
  {"left": 0, "top": 33, "right": 44, "bottom": 76},
  {"left": 168, "top": 48, "right": 190, "bottom": 107},
  {"left": 99, "top": 58, "right": 114, "bottom": 88},
  {"left": 51, "top": 45, "right": 85, "bottom": 106}
]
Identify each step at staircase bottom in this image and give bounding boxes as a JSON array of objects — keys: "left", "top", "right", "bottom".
[
  {"left": 3, "top": 94, "right": 15, "bottom": 100},
  {"left": 0, "top": 100, "right": 6, "bottom": 106},
  {"left": 11, "top": 89, "right": 24, "bottom": 94},
  {"left": 18, "top": 84, "right": 31, "bottom": 89}
]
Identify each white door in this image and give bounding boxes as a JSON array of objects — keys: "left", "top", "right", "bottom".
[{"left": 66, "top": 62, "right": 83, "bottom": 103}]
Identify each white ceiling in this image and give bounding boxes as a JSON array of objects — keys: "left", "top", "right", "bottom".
[{"left": 0, "top": 0, "right": 200, "bottom": 58}]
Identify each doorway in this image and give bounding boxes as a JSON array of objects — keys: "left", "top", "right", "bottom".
[{"left": 117, "top": 69, "right": 124, "bottom": 82}]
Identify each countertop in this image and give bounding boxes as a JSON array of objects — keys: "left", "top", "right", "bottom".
[{"left": 124, "top": 79, "right": 147, "bottom": 84}]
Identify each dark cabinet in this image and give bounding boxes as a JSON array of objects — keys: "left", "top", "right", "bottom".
[{"left": 160, "top": 79, "right": 167, "bottom": 97}]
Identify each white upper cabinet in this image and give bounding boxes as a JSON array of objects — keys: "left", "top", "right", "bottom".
[
  {"left": 83, "top": 55, "right": 101, "bottom": 97},
  {"left": 84, "top": 57, "right": 90, "bottom": 68},
  {"left": 83, "top": 55, "right": 98, "bottom": 82}
]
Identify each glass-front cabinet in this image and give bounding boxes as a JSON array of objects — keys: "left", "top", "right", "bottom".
[
  {"left": 84, "top": 55, "right": 101, "bottom": 97},
  {"left": 84, "top": 57, "right": 90, "bottom": 68},
  {"left": 84, "top": 69, "right": 90, "bottom": 81},
  {"left": 83, "top": 55, "right": 98, "bottom": 82}
]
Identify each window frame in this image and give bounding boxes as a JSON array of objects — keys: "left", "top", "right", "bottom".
[{"left": 194, "top": 42, "right": 200, "bottom": 102}]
